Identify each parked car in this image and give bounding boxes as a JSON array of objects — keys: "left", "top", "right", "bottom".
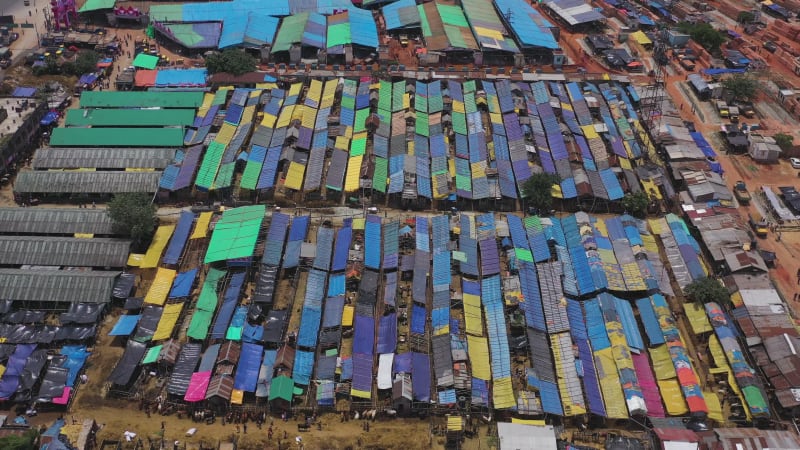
[
  {"left": 791, "top": 157, "right": 800, "bottom": 169},
  {"left": 763, "top": 41, "right": 778, "bottom": 53},
  {"left": 749, "top": 214, "right": 769, "bottom": 238}
]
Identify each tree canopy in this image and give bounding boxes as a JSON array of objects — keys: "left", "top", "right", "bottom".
[
  {"left": 684, "top": 277, "right": 729, "bottom": 305},
  {"left": 722, "top": 74, "right": 759, "bottom": 102},
  {"left": 677, "top": 22, "right": 726, "bottom": 53},
  {"left": 205, "top": 49, "right": 257, "bottom": 76},
  {"left": 521, "top": 172, "right": 560, "bottom": 214},
  {"left": 0, "top": 429, "right": 39, "bottom": 450},
  {"left": 774, "top": 132, "right": 794, "bottom": 152},
  {"left": 621, "top": 191, "right": 651, "bottom": 218},
  {"left": 107, "top": 192, "right": 158, "bottom": 251}
]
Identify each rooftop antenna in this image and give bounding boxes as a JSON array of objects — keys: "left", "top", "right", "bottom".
[{"left": 505, "top": 9, "right": 513, "bottom": 23}]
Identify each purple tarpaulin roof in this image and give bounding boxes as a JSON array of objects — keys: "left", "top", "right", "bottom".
[
  {"left": 173, "top": 145, "right": 203, "bottom": 190},
  {"left": 353, "top": 315, "right": 375, "bottom": 354},
  {"left": 376, "top": 313, "right": 397, "bottom": 354},
  {"left": 352, "top": 353, "right": 373, "bottom": 393},
  {"left": 393, "top": 352, "right": 411, "bottom": 374},
  {"left": 411, "top": 352, "right": 431, "bottom": 402}
]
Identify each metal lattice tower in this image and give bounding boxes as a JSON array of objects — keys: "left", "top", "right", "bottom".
[{"left": 640, "top": 39, "right": 668, "bottom": 133}]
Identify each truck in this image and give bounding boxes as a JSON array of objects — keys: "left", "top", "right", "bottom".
[
  {"left": 734, "top": 181, "right": 751, "bottom": 204},
  {"left": 728, "top": 106, "right": 740, "bottom": 122},
  {"left": 749, "top": 214, "right": 769, "bottom": 238},
  {"left": 715, "top": 100, "right": 729, "bottom": 118}
]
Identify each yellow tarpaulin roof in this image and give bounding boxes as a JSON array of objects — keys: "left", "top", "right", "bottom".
[
  {"left": 463, "top": 294, "right": 484, "bottom": 336},
  {"left": 191, "top": 212, "right": 213, "bottom": 239},
  {"left": 74, "top": 233, "right": 94, "bottom": 238},
  {"left": 493, "top": 376, "right": 516, "bottom": 409},
  {"left": 284, "top": 161, "right": 305, "bottom": 191},
  {"left": 649, "top": 345, "right": 676, "bottom": 380},
  {"left": 511, "top": 418, "right": 546, "bottom": 425},
  {"left": 215, "top": 123, "right": 236, "bottom": 145},
  {"left": 276, "top": 105, "right": 295, "bottom": 128},
  {"left": 703, "top": 390, "right": 724, "bottom": 423},
  {"left": 657, "top": 378, "right": 689, "bottom": 415},
  {"left": 127, "top": 253, "right": 144, "bottom": 267},
  {"left": 140, "top": 224, "right": 176, "bottom": 269},
  {"left": 230, "top": 388, "right": 244, "bottom": 405},
  {"left": 152, "top": 302, "right": 183, "bottom": 340},
  {"left": 684, "top": 302, "right": 712, "bottom": 334},
  {"left": 0, "top": 365, "right": 5, "bottom": 378},
  {"left": 255, "top": 83, "right": 277, "bottom": 90},
  {"left": 144, "top": 267, "right": 177, "bottom": 305},
  {"left": 351, "top": 388, "right": 371, "bottom": 399},
  {"left": 447, "top": 416, "right": 464, "bottom": 431},
  {"left": 352, "top": 218, "right": 365, "bottom": 230},
  {"left": 631, "top": 30, "right": 652, "bottom": 45},
  {"left": 467, "top": 335, "right": 491, "bottom": 380},
  {"left": 344, "top": 155, "right": 363, "bottom": 192},
  {"left": 288, "top": 82, "right": 302, "bottom": 99},
  {"left": 342, "top": 305, "right": 354, "bottom": 327},
  {"left": 595, "top": 348, "right": 628, "bottom": 419}
]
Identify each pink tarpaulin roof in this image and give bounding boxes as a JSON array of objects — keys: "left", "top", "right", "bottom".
[
  {"left": 53, "top": 386, "right": 71, "bottom": 405},
  {"left": 184, "top": 371, "right": 212, "bottom": 402},
  {"left": 631, "top": 352, "right": 666, "bottom": 418}
]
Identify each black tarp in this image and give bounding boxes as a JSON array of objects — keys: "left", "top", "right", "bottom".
[
  {"left": 4, "top": 310, "right": 46, "bottom": 324},
  {"left": 252, "top": 265, "right": 278, "bottom": 304},
  {"left": 315, "top": 355, "right": 337, "bottom": 381},
  {"left": 113, "top": 273, "right": 137, "bottom": 299},
  {"left": 123, "top": 297, "right": 144, "bottom": 310},
  {"left": 108, "top": 339, "right": 147, "bottom": 385},
  {"left": 319, "top": 328, "right": 341, "bottom": 349},
  {"left": 133, "top": 305, "right": 163, "bottom": 341},
  {"left": 60, "top": 303, "right": 104, "bottom": 324},
  {"left": 34, "top": 325, "right": 59, "bottom": 344},
  {"left": 262, "top": 310, "right": 287, "bottom": 344},
  {"left": 19, "top": 349, "right": 48, "bottom": 391},
  {"left": 0, "top": 299, "right": 12, "bottom": 315},
  {"left": 166, "top": 343, "right": 202, "bottom": 396},
  {"left": 357, "top": 270, "right": 379, "bottom": 308},
  {"left": 56, "top": 326, "right": 96, "bottom": 341},
  {"left": 247, "top": 303, "right": 263, "bottom": 322},
  {"left": 37, "top": 356, "right": 68, "bottom": 402},
  {"left": 0, "top": 344, "right": 14, "bottom": 362},
  {"left": 6, "top": 325, "right": 39, "bottom": 344}
]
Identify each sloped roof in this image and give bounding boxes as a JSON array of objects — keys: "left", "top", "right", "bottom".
[
  {"left": 0, "top": 269, "right": 120, "bottom": 303},
  {"left": 0, "top": 236, "right": 131, "bottom": 267},
  {"left": 14, "top": 171, "right": 162, "bottom": 194},
  {"left": 461, "top": 0, "right": 519, "bottom": 53},
  {"left": 33, "top": 147, "right": 177, "bottom": 170},
  {"left": 419, "top": 2, "right": 479, "bottom": 51},
  {"left": 0, "top": 208, "right": 115, "bottom": 235}
]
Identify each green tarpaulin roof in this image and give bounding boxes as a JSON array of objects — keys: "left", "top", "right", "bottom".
[
  {"left": 269, "top": 375, "right": 294, "bottom": 401},
  {"left": 196, "top": 268, "right": 226, "bottom": 311},
  {"left": 78, "top": 0, "right": 116, "bottom": 12},
  {"left": 187, "top": 309, "right": 214, "bottom": 340},
  {"left": 49, "top": 127, "right": 185, "bottom": 147},
  {"left": 133, "top": 53, "right": 160, "bottom": 70},
  {"left": 80, "top": 91, "right": 204, "bottom": 109},
  {"left": 142, "top": 345, "right": 163, "bottom": 364},
  {"left": 204, "top": 205, "right": 266, "bottom": 263},
  {"left": 65, "top": 108, "right": 196, "bottom": 127},
  {"left": 272, "top": 12, "right": 309, "bottom": 53}
]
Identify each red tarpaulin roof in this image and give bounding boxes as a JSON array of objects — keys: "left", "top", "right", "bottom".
[{"left": 134, "top": 69, "right": 157, "bottom": 87}]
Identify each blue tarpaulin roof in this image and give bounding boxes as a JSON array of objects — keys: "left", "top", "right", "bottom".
[
  {"left": 61, "top": 345, "right": 90, "bottom": 387},
  {"left": 614, "top": 295, "right": 644, "bottom": 351},
  {"left": 322, "top": 296, "right": 345, "bottom": 328},
  {"left": 219, "top": 13, "right": 279, "bottom": 48},
  {"left": 377, "top": 313, "right": 397, "bottom": 354},
  {"left": 292, "top": 349, "right": 315, "bottom": 385},
  {"left": 702, "top": 68, "right": 746, "bottom": 75},
  {"left": 494, "top": 0, "right": 559, "bottom": 49},
  {"left": 263, "top": 212, "right": 289, "bottom": 266},
  {"left": 351, "top": 352, "right": 372, "bottom": 392},
  {"left": 636, "top": 297, "right": 664, "bottom": 345},
  {"left": 327, "top": 273, "right": 345, "bottom": 297},
  {"left": 365, "top": 215, "right": 382, "bottom": 269},
  {"left": 163, "top": 211, "right": 195, "bottom": 265},
  {"left": 233, "top": 342, "right": 263, "bottom": 392},
  {"left": 332, "top": 225, "right": 352, "bottom": 272},
  {"left": 109, "top": 315, "right": 140, "bottom": 336},
  {"left": 155, "top": 69, "right": 207, "bottom": 87},
  {"left": 689, "top": 131, "right": 717, "bottom": 159},
  {"left": 211, "top": 272, "right": 245, "bottom": 338},
  {"left": 170, "top": 268, "right": 199, "bottom": 298},
  {"left": 394, "top": 352, "right": 412, "bottom": 374},
  {"left": 411, "top": 304, "right": 426, "bottom": 335}
]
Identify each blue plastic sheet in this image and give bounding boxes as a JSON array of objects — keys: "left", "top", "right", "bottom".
[
  {"left": 410, "top": 304, "right": 426, "bottom": 335},
  {"left": 432, "top": 251, "right": 451, "bottom": 288},
  {"left": 288, "top": 215, "right": 310, "bottom": 241},
  {"left": 584, "top": 299, "right": 611, "bottom": 350},
  {"left": 351, "top": 353, "right": 373, "bottom": 393},
  {"left": 471, "top": 378, "right": 489, "bottom": 405},
  {"left": 242, "top": 323, "right": 264, "bottom": 343},
  {"left": 377, "top": 313, "right": 397, "bottom": 354},
  {"left": 332, "top": 225, "right": 352, "bottom": 272},
  {"left": 297, "top": 308, "right": 322, "bottom": 348},
  {"left": 155, "top": 69, "right": 207, "bottom": 87},
  {"left": 292, "top": 350, "right": 315, "bottom": 386},
  {"left": 614, "top": 296, "right": 644, "bottom": 351},
  {"left": 59, "top": 345, "right": 89, "bottom": 388},
  {"left": 394, "top": 353, "right": 411, "bottom": 374},
  {"left": 163, "top": 211, "right": 195, "bottom": 265},
  {"left": 322, "top": 296, "right": 345, "bottom": 328},
  {"left": 365, "top": 216, "right": 382, "bottom": 270},
  {"left": 519, "top": 262, "right": 545, "bottom": 330},
  {"left": 109, "top": 315, "right": 140, "bottom": 336},
  {"left": 432, "top": 307, "right": 449, "bottom": 335},
  {"left": 327, "top": 273, "right": 345, "bottom": 297},
  {"left": 340, "top": 357, "right": 353, "bottom": 380},
  {"left": 210, "top": 272, "right": 245, "bottom": 339},
  {"left": 263, "top": 212, "right": 290, "bottom": 266},
  {"left": 234, "top": 343, "right": 263, "bottom": 392},
  {"left": 169, "top": 268, "right": 198, "bottom": 298}
]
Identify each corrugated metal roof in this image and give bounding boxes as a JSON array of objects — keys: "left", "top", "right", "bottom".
[
  {"left": 33, "top": 147, "right": 177, "bottom": 170},
  {"left": 0, "top": 268, "right": 120, "bottom": 303},
  {"left": 14, "top": 171, "right": 162, "bottom": 194},
  {"left": 0, "top": 207, "right": 115, "bottom": 235},
  {"left": 0, "top": 236, "right": 131, "bottom": 267}
]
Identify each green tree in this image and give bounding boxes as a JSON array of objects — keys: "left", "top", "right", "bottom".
[
  {"left": 677, "top": 22, "right": 726, "bottom": 53},
  {"left": 521, "top": 172, "right": 560, "bottom": 214},
  {"left": 621, "top": 191, "right": 651, "bottom": 218},
  {"left": 685, "top": 277, "right": 729, "bottom": 305},
  {"left": 722, "top": 74, "right": 759, "bottom": 101},
  {"left": 774, "top": 132, "right": 794, "bottom": 152},
  {"left": 107, "top": 192, "right": 158, "bottom": 251},
  {"left": 74, "top": 50, "right": 101, "bottom": 75},
  {"left": 737, "top": 11, "right": 755, "bottom": 24},
  {"left": 0, "top": 429, "right": 39, "bottom": 450},
  {"left": 205, "top": 49, "right": 257, "bottom": 76}
]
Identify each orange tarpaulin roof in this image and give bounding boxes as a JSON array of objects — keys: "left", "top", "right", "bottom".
[{"left": 135, "top": 69, "right": 157, "bottom": 87}]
